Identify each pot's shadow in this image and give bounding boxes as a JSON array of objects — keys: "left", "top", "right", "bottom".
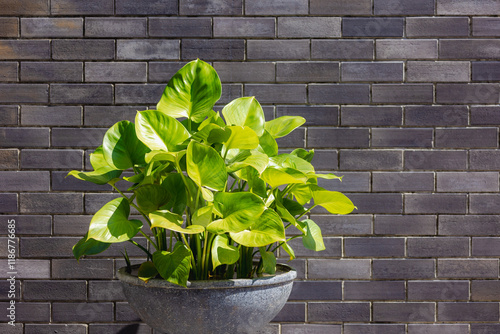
[{"left": 116, "top": 324, "right": 142, "bottom": 334}]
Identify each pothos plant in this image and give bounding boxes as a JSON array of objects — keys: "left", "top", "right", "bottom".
[{"left": 68, "top": 59, "right": 355, "bottom": 287}]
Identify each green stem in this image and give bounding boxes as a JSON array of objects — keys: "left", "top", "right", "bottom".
[
  {"left": 139, "top": 230, "right": 158, "bottom": 251},
  {"left": 181, "top": 233, "right": 198, "bottom": 278},
  {"left": 297, "top": 204, "right": 317, "bottom": 220},
  {"left": 270, "top": 235, "right": 301, "bottom": 254},
  {"left": 128, "top": 239, "right": 153, "bottom": 259}
]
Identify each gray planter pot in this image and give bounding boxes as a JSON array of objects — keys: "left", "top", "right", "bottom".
[{"left": 117, "top": 264, "right": 296, "bottom": 334}]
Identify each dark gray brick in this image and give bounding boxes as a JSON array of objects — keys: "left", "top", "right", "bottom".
[
  {"left": 372, "top": 128, "right": 433, "bottom": 147},
  {"left": 343, "top": 18, "right": 404, "bottom": 37},
  {"left": 472, "top": 324, "right": 500, "bottom": 334},
  {"left": 408, "top": 324, "right": 469, "bottom": 334},
  {"left": 0, "top": 0, "right": 49, "bottom": 15},
  {"left": 344, "top": 324, "right": 405, "bottom": 334},
  {"left": 473, "top": 237, "right": 500, "bottom": 256},
  {"left": 214, "top": 62, "right": 275, "bottom": 83},
  {"left": 309, "top": 84, "right": 370, "bottom": 104},
  {"left": 246, "top": 0, "right": 308, "bottom": 15},
  {"left": 115, "top": 84, "right": 164, "bottom": 104},
  {"left": 0, "top": 127, "right": 50, "bottom": 147},
  {"left": 373, "top": 302, "right": 435, "bottom": 322},
  {"left": 438, "top": 302, "right": 499, "bottom": 321},
  {"left": 375, "top": 215, "right": 436, "bottom": 235},
  {"left": 53, "top": 302, "right": 114, "bottom": 322},
  {"left": 311, "top": 214, "right": 372, "bottom": 235},
  {"left": 376, "top": 39, "right": 438, "bottom": 59},
  {"left": 20, "top": 236, "right": 78, "bottom": 258},
  {"left": 342, "top": 62, "right": 403, "bottom": 82},
  {"left": 437, "top": 172, "right": 499, "bottom": 192},
  {"left": 470, "top": 150, "right": 500, "bottom": 170},
  {"left": 89, "top": 281, "right": 125, "bottom": 301},
  {"left": 373, "top": 172, "right": 434, "bottom": 192},
  {"left": 407, "top": 61, "right": 469, "bottom": 82},
  {"left": 51, "top": 0, "right": 113, "bottom": 15},
  {"left": 341, "top": 106, "right": 402, "bottom": 126},
  {"left": 472, "top": 280, "right": 500, "bottom": 301},
  {"left": 408, "top": 280, "right": 469, "bottom": 301},
  {"left": 312, "top": 39, "right": 374, "bottom": 60},
  {"left": 308, "top": 302, "right": 370, "bottom": 322},
  {"left": 52, "top": 259, "right": 113, "bottom": 279},
  {"left": 440, "top": 39, "right": 500, "bottom": 59},
  {"left": 287, "top": 237, "right": 341, "bottom": 257},
  {"left": 21, "top": 105, "right": 81, "bottom": 126},
  {"left": 373, "top": 259, "right": 435, "bottom": 279},
  {"left": 90, "top": 324, "right": 152, "bottom": 334},
  {"left": 53, "top": 171, "right": 111, "bottom": 191},
  {"left": 182, "top": 39, "right": 244, "bottom": 60},
  {"left": 50, "top": 84, "right": 113, "bottom": 104},
  {"left": 85, "top": 62, "right": 147, "bottom": 83},
  {"left": 317, "top": 171, "right": 370, "bottom": 192},
  {"left": 115, "top": 302, "right": 141, "bottom": 321},
  {"left": 346, "top": 193, "right": 402, "bottom": 214},
  {"left": 308, "top": 259, "right": 371, "bottom": 279},
  {"left": 289, "top": 281, "right": 342, "bottom": 300},
  {"left": 374, "top": 0, "right": 435, "bottom": 15},
  {"left": 471, "top": 106, "right": 500, "bottom": 125},
  {"left": 84, "top": 106, "right": 140, "bottom": 126},
  {"left": 85, "top": 18, "right": 147, "bottom": 38},
  {"left": 308, "top": 128, "right": 369, "bottom": 148},
  {"left": 180, "top": 0, "right": 241, "bottom": 15},
  {"left": 436, "top": 128, "right": 498, "bottom": 148},
  {"left": 310, "top": 0, "right": 371, "bottom": 15},
  {"left": 472, "top": 62, "right": 500, "bottom": 81},
  {"left": 345, "top": 237, "right": 405, "bottom": 257},
  {"left": 372, "top": 84, "right": 434, "bottom": 104},
  {"left": 25, "top": 324, "right": 87, "bottom": 334},
  {"left": 51, "top": 128, "right": 106, "bottom": 148},
  {"left": 405, "top": 105, "right": 468, "bottom": 126},
  {"left": 21, "top": 62, "right": 83, "bottom": 82},
  {"left": 282, "top": 324, "right": 341, "bottom": 334},
  {"left": 340, "top": 150, "right": 403, "bottom": 170},
  {"left": 470, "top": 194, "right": 500, "bottom": 214},
  {"left": 473, "top": 17, "right": 500, "bottom": 36},
  {"left": 3, "top": 215, "right": 51, "bottom": 235},
  {"left": 439, "top": 215, "right": 500, "bottom": 236},
  {"left": 308, "top": 150, "right": 339, "bottom": 170},
  {"left": 85, "top": 193, "right": 123, "bottom": 214},
  {"left": 0, "top": 62, "right": 17, "bottom": 82},
  {"left": 344, "top": 281, "right": 405, "bottom": 300},
  {"left": 277, "top": 62, "right": 339, "bottom": 83},
  {"left": 0, "top": 106, "right": 18, "bottom": 125},
  {"left": 245, "top": 84, "right": 306, "bottom": 104},
  {"left": 21, "top": 193, "right": 83, "bottom": 214},
  {"left": 117, "top": 0, "right": 178, "bottom": 14},
  {"left": 214, "top": 18, "right": 273, "bottom": 38},
  {"left": 0, "top": 259, "right": 50, "bottom": 279},
  {"left": 437, "top": 83, "right": 500, "bottom": 104},
  {"left": 278, "top": 17, "right": 341, "bottom": 38},
  {"left": 406, "top": 194, "right": 467, "bottom": 214},
  {"left": 408, "top": 237, "right": 469, "bottom": 257},
  {"left": 151, "top": 18, "right": 212, "bottom": 37},
  {"left": 0, "top": 302, "right": 50, "bottom": 322},
  {"left": 0, "top": 279, "right": 20, "bottom": 301},
  {"left": 277, "top": 106, "right": 338, "bottom": 126},
  {"left": 52, "top": 40, "right": 115, "bottom": 60},
  {"left": 0, "top": 18, "right": 18, "bottom": 37},
  {"left": 406, "top": 17, "right": 469, "bottom": 37},
  {"left": 149, "top": 62, "right": 188, "bottom": 82},
  {"left": 405, "top": 150, "right": 467, "bottom": 170},
  {"left": 21, "top": 18, "right": 82, "bottom": 38},
  {"left": 438, "top": 0, "right": 500, "bottom": 15},
  {"left": 248, "top": 40, "right": 309, "bottom": 60},
  {"left": 219, "top": 83, "right": 243, "bottom": 104},
  {"left": 0, "top": 171, "right": 49, "bottom": 191},
  {"left": 24, "top": 280, "right": 86, "bottom": 301},
  {"left": 0, "top": 84, "right": 48, "bottom": 103},
  {"left": 0, "top": 149, "right": 18, "bottom": 168},
  {"left": 272, "top": 302, "right": 305, "bottom": 322},
  {"left": 275, "top": 127, "right": 305, "bottom": 148},
  {"left": 53, "top": 215, "right": 91, "bottom": 235},
  {"left": 438, "top": 259, "right": 499, "bottom": 278}
]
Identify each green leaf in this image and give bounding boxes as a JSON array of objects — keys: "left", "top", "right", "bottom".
[
  {"left": 153, "top": 243, "right": 192, "bottom": 287},
  {"left": 235, "top": 167, "right": 267, "bottom": 198},
  {"left": 150, "top": 210, "right": 205, "bottom": 234},
  {"left": 227, "top": 150, "right": 269, "bottom": 175},
  {"left": 311, "top": 186, "right": 356, "bottom": 215},
  {"left": 186, "top": 141, "right": 227, "bottom": 191},
  {"left": 135, "top": 110, "right": 190, "bottom": 152},
  {"left": 274, "top": 191, "right": 306, "bottom": 234},
  {"left": 282, "top": 197, "right": 307, "bottom": 217},
  {"left": 271, "top": 154, "right": 315, "bottom": 174},
  {"left": 161, "top": 173, "right": 187, "bottom": 215},
  {"left": 290, "top": 183, "right": 313, "bottom": 206},
  {"left": 291, "top": 148, "right": 314, "bottom": 163},
  {"left": 261, "top": 167, "right": 308, "bottom": 188},
  {"left": 192, "top": 205, "right": 213, "bottom": 227},
  {"left": 137, "top": 261, "right": 159, "bottom": 283},
  {"left": 135, "top": 184, "right": 170, "bottom": 214},
  {"left": 258, "top": 247, "right": 276, "bottom": 275},
  {"left": 222, "top": 96, "right": 265, "bottom": 136},
  {"left": 103, "top": 120, "right": 150, "bottom": 170},
  {"left": 90, "top": 146, "right": 111, "bottom": 170},
  {"left": 301, "top": 219, "right": 325, "bottom": 251},
  {"left": 207, "top": 192, "right": 266, "bottom": 234},
  {"left": 211, "top": 234, "right": 239, "bottom": 270},
  {"left": 230, "top": 210, "right": 285, "bottom": 247},
  {"left": 145, "top": 150, "right": 186, "bottom": 164},
  {"left": 309, "top": 173, "right": 342, "bottom": 181},
  {"left": 258, "top": 130, "right": 278, "bottom": 157},
  {"left": 209, "top": 126, "right": 259, "bottom": 152},
  {"left": 265, "top": 116, "right": 305, "bottom": 139},
  {"left": 72, "top": 233, "right": 110, "bottom": 261},
  {"left": 87, "top": 198, "right": 143, "bottom": 243},
  {"left": 281, "top": 242, "right": 296, "bottom": 261},
  {"left": 156, "top": 59, "right": 221, "bottom": 123},
  {"left": 67, "top": 167, "right": 122, "bottom": 185}
]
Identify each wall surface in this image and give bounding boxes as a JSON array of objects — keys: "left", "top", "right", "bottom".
[{"left": 1, "top": 0, "right": 500, "bottom": 333}]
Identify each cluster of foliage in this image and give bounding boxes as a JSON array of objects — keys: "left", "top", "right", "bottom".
[{"left": 69, "top": 59, "right": 355, "bottom": 287}]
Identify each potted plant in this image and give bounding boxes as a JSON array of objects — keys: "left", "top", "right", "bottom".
[{"left": 68, "top": 59, "right": 355, "bottom": 334}]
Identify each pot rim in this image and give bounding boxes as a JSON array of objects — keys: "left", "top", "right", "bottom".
[{"left": 117, "top": 263, "right": 297, "bottom": 289}]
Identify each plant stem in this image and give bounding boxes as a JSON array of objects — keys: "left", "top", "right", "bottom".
[
  {"left": 181, "top": 233, "right": 198, "bottom": 278},
  {"left": 139, "top": 230, "right": 158, "bottom": 251},
  {"left": 128, "top": 239, "right": 153, "bottom": 259},
  {"left": 297, "top": 204, "right": 317, "bottom": 220}
]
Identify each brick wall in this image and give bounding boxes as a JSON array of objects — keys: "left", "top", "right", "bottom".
[{"left": 1, "top": 0, "right": 500, "bottom": 333}]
